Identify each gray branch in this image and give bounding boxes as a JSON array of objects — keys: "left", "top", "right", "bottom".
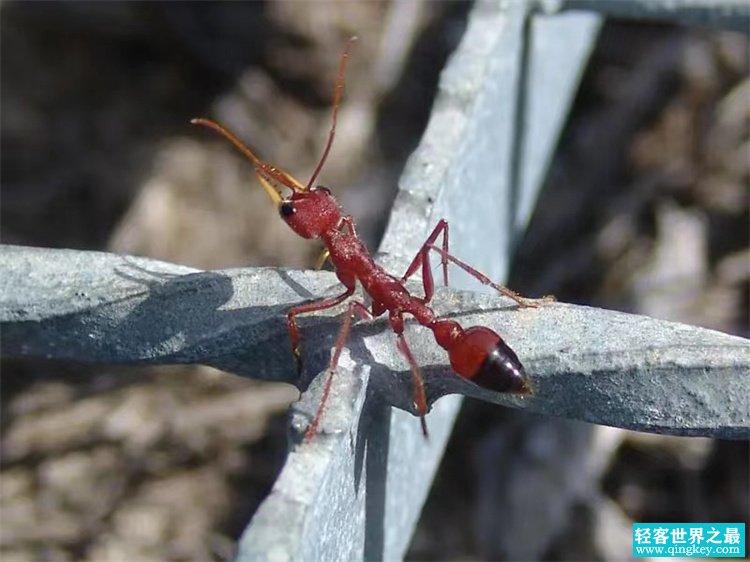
[
  {"left": 3, "top": 244, "right": 748, "bottom": 440},
  {"left": 553, "top": 0, "right": 750, "bottom": 33}
]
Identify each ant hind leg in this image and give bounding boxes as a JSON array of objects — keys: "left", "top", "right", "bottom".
[
  {"left": 400, "top": 219, "right": 450, "bottom": 304},
  {"left": 425, "top": 245, "right": 553, "bottom": 308},
  {"left": 399, "top": 219, "right": 552, "bottom": 308}
]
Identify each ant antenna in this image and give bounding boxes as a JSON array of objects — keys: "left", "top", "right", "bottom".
[
  {"left": 191, "top": 117, "right": 306, "bottom": 198},
  {"left": 190, "top": 118, "right": 262, "bottom": 168},
  {"left": 306, "top": 36, "right": 358, "bottom": 191}
]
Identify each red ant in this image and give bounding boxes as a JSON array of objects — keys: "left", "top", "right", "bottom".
[{"left": 192, "top": 37, "right": 543, "bottom": 441}]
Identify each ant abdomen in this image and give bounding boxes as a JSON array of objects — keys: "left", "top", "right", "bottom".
[{"left": 436, "top": 323, "right": 532, "bottom": 395}]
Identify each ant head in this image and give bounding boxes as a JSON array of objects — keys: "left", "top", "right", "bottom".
[
  {"left": 192, "top": 37, "right": 357, "bottom": 243},
  {"left": 279, "top": 186, "right": 341, "bottom": 239}
]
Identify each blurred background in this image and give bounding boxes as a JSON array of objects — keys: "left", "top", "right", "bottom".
[{"left": 1, "top": 2, "right": 748, "bottom": 561}]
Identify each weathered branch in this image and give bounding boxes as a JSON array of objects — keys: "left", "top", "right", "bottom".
[{"left": 3, "top": 245, "right": 748, "bottom": 439}]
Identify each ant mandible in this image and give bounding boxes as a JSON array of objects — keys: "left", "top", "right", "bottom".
[{"left": 192, "top": 36, "right": 543, "bottom": 442}]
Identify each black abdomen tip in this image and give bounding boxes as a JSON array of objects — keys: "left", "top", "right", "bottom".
[{"left": 473, "top": 339, "right": 532, "bottom": 394}]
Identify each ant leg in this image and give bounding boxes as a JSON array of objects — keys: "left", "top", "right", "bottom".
[
  {"left": 305, "top": 300, "right": 372, "bottom": 442},
  {"left": 337, "top": 215, "right": 358, "bottom": 237},
  {"left": 400, "top": 219, "right": 450, "bottom": 304},
  {"left": 390, "top": 314, "right": 429, "bottom": 438},
  {"left": 314, "top": 248, "right": 330, "bottom": 270},
  {"left": 399, "top": 220, "right": 552, "bottom": 308},
  {"left": 287, "top": 286, "right": 355, "bottom": 375},
  {"left": 425, "top": 245, "right": 551, "bottom": 308}
]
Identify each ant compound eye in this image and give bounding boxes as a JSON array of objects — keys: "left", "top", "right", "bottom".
[
  {"left": 279, "top": 202, "right": 295, "bottom": 217},
  {"left": 315, "top": 186, "right": 332, "bottom": 195}
]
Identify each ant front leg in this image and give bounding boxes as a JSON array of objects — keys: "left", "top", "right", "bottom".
[
  {"left": 305, "top": 300, "right": 372, "bottom": 442},
  {"left": 287, "top": 286, "right": 355, "bottom": 375},
  {"left": 314, "top": 248, "right": 331, "bottom": 271}
]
